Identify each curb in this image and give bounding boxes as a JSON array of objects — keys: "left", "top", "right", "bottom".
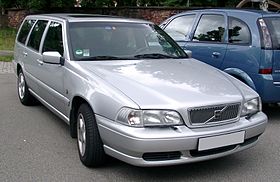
[{"left": 0, "top": 50, "right": 14, "bottom": 56}]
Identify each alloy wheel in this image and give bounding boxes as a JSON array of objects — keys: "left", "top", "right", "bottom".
[
  {"left": 77, "top": 113, "right": 86, "bottom": 156},
  {"left": 18, "top": 73, "right": 26, "bottom": 99}
]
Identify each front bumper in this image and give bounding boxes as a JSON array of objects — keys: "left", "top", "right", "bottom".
[{"left": 96, "top": 112, "right": 267, "bottom": 167}]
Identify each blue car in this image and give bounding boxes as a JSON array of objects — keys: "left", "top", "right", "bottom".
[{"left": 161, "top": 9, "right": 280, "bottom": 103}]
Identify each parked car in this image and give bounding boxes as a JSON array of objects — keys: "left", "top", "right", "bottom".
[
  {"left": 161, "top": 9, "right": 280, "bottom": 104},
  {"left": 13, "top": 14, "right": 267, "bottom": 167}
]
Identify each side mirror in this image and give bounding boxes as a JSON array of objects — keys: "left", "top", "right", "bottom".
[
  {"left": 42, "top": 51, "right": 63, "bottom": 65},
  {"left": 184, "top": 50, "right": 192, "bottom": 58}
]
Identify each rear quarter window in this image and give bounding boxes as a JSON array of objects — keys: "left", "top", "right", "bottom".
[
  {"left": 17, "top": 19, "right": 36, "bottom": 44},
  {"left": 228, "top": 17, "right": 251, "bottom": 45}
]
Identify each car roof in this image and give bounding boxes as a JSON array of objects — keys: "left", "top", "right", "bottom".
[
  {"left": 26, "top": 13, "right": 152, "bottom": 24},
  {"left": 177, "top": 8, "right": 279, "bottom": 16}
]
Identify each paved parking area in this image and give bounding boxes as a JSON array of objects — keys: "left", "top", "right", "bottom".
[{"left": 0, "top": 73, "right": 279, "bottom": 182}]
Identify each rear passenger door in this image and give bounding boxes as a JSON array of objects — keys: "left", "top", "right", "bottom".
[
  {"left": 24, "top": 20, "right": 48, "bottom": 93},
  {"left": 222, "top": 17, "right": 254, "bottom": 73},
  {"left": 185, "top": 13, "right": 227, "bottom": 68}
]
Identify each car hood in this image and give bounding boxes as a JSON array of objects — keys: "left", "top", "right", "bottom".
[{"left": 78, "top": 59, "right": 255, "bottom": 109}]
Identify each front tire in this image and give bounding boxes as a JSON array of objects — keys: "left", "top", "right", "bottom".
[
  {"left": 77, "top": 103, "right": 106, "bottom": 167},
  {"left": 17, "top": 70, "right": 36, "bottom": 106}
]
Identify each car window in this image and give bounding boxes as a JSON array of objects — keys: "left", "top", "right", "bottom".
[
  {"left": 229, "top": 17, "right": 251, "bottom": 44},
  {"left": 193, "top": 14, "right": 225, "bottom": 42},
  {"left": 17, "top": 19, "right": 36, "bottom": 44},
  {"left": 42, "top": 22, "right": 64, "bottom": 56},
  {"left": 27, "top": 20, "right": 48, "bottom": 52},
  {"left": 164, "top": 15, "right": 196, "bottom": 41}
]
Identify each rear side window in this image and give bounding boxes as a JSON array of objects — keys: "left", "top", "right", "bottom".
[
  {"left": 27, "top": 20, "right": 48, "bottom": 52},
  {"left": 193, "top": 14, "right": 225, "bottom": 42},
  {"left": 42, "top": 22, "right": 64, "bottom": 56},
  {"left": 164, "top": 15, "right": 196, "bottom": 41},
  {"left": 17, "top": 19, "right": 36, "bottom": 44},
  {"left": 229, "top": 17, "right": 251, "bottom": 45}
]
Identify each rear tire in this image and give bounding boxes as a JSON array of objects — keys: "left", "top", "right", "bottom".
[
  {"left": 77, "top": 103, "right": 106, "bottom": 167},
  {"left": 17, "top": 70, "right": 37, "bottom": 106}
]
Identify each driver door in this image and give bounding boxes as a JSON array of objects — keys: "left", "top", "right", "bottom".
[{"left": 36, "top": 21, "right": 68, "bottom": 116}]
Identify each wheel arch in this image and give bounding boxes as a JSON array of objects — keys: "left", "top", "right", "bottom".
[
  {"left": 16, "top": 63, "right": 22, "bottom": 76},
  {"left": 70, "top": 95, "right": 93, "bottom": 138},
  {"left": 223, "top": 68, "right": 256, "bottom": 90}
]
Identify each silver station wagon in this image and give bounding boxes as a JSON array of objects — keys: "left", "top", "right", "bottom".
[{"left": 13, "top": 14, "right": 267, "bottom": 167}]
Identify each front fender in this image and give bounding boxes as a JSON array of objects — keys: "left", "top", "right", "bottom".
[{"left": 64, "top": 62, "right": 139, "bottom": 121}]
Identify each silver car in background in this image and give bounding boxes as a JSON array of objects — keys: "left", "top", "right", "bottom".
[{"left": 13, "top": 14, "right": 267, "bottom": 167}]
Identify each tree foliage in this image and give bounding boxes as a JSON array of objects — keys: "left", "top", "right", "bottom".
[
  {"left": 1, "top": 0, "right": 280, "bottom": 9},
  {"left": 0, "top": 0, "right": 75, "bottom": 9}
]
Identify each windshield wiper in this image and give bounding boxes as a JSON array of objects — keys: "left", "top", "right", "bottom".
[
  {"left": 134, "top": 53, "right": 180, "bottom": 59},
  {"left": 77, "top": 56, "right": 136, "bottom": 61}
]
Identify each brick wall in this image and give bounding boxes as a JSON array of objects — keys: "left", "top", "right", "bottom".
[
  {"left": 7, "top": 9, "right": 28, "bottom": 28},
  {"left": 6, "top": 7, "right": 191, "bottom": 28},
  {"left": 77, "top": 7, "right": 188, "bottom": 25}
]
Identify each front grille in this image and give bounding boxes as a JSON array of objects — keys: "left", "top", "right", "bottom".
[
  {"left": 143, "top": 151, "right": 181, "bottom": 161},
  {"left": 188, "top": 103, "right": 240, "bottom": 126}
]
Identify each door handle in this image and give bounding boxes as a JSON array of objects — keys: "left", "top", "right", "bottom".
[
  {"left": 212, "top": 52, "right": 221, "bottom": 58},
  {"left": 23, "top": 52, "right": 28, "bottom": 57},
  {"left": 36, "top": 59, "right": 43, "bottom": 65}
]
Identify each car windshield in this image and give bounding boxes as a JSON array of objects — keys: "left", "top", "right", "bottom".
[{"left": 69, "top": 22, "right": 187, "bottom": 60}]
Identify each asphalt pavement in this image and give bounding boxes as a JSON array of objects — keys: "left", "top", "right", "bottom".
[
  {"left": 0, "top": 62, "right": 14, "bottom": 74},
  {"left": 0, "top": 73, "right": 280, "bottom": 182}
]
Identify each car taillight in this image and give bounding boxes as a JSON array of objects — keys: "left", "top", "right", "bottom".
[
  {"left": 258, "top": 18, "right": 272, "bottom": 49},
  {"left": 259, "top": 68, "right": 272, "bottom": 74}
]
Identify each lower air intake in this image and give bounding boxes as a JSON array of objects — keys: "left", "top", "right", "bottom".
[{"left": 143, "top": 151, "right": 181, "bottom": 161}]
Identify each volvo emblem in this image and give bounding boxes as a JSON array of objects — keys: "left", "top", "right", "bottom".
[
  {"left": 214, "top": 110, "right": 222, "bottom": 119},
  {"left": 204, "top": 105, "right": 228, "bottom": 124}
]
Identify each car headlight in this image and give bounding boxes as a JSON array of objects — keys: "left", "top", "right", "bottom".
[
  {"left": 241, "top": 98, "right": 261, "bottom": 117},
  {"left": 116, "top": 108, "right": 183, "bottom": 127}
]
